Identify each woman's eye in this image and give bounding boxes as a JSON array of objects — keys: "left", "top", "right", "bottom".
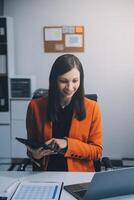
[
  {"left": 59, "top": 80, "right": 68, "bottom": 83},
  {"left": 59, "top": 79, "right": 79, "bottom": 84},
  {"left": 73, "top": 79, "right": 78, "bottom": 83}
]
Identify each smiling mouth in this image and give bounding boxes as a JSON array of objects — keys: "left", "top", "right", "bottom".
[{"left": 64, "top": 91, "right": 73, "bottom": 95}]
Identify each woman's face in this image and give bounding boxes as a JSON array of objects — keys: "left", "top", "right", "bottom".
[{"left": 57, "top": 67, "right": 80, "bottom": 101}]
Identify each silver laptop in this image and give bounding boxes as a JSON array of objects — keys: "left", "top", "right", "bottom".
[{"left": 64, "top": 167, "right": 134, "bottom": 200}]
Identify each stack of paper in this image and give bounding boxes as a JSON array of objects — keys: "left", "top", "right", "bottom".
[{"left": 11, "top": 181, "right": 63, "bottom": 200}]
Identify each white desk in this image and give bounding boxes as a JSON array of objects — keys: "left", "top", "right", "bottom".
[
  {"left": 0, "top": 171, "right": 94, "bottom": 200},
  {"left": 1, "top": 171, "right": 134, "bottom": 200}
]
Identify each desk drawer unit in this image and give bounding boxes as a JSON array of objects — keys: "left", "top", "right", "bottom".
[{"left": 11, "top": 100, "right": 30, "bottom": 158}]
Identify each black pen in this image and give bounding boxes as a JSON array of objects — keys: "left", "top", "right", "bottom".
[{"left": 30, "top": 157, "right": 40, "bottom": 167}]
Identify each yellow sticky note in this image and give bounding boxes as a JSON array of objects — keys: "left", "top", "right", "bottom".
[{"left": 75, "top": 26, "right": 83, "bottom": 33}]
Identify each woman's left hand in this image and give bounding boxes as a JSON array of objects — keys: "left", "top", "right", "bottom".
[{"left": 46, "top": 138, "right": 68, "bottom": 151}]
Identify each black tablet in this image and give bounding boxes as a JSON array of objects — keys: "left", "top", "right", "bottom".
[{"left": 16, "top": 137, "right": 52, "bottom": 150}]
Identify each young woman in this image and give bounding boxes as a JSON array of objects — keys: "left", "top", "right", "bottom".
[{"left": 26, "top": 54, "right": 103, "bottom": 172}]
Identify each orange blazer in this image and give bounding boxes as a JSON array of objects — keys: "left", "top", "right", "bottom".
[{"left": 26, "top": 97, "right": 103, "bottom": 172}]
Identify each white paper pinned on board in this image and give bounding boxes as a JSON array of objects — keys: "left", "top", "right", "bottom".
[{"left": 45, "top": 28, "right": 62, "bottom": 41}]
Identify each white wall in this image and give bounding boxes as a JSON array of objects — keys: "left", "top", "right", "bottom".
[{"left": 4, "top": 0, "right": 134, "bottom": 159}]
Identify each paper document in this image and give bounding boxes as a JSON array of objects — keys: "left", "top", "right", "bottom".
[
  {"left": 0, "top": 176, "right": 18, "bottom": 194},
  {"left": 10, "top": 181, "right": 63, "bottom": 200}
]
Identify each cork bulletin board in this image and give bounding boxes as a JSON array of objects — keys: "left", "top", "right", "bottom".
[{"left": 43, "top": 26, "right": 84, "bottom": 52}]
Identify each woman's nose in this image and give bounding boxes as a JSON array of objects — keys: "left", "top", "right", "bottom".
[{"left": 66, "top": 82, "right": 73, "bottom": 90}]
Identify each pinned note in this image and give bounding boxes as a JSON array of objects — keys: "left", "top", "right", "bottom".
[{"left": 75, "top": 26, "right": 83, "bottom": 33}]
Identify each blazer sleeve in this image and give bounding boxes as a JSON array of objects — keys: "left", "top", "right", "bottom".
[
  {"left": 26, "top": 99, "right": 44, "bottom": 142},
  {"left": 26, "top": 101, "right": 36, "bottom": 141},
  {"left": 64, "top": 102, "right": 103, "bottom": 160}
]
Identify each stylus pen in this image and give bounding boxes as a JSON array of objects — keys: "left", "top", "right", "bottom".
[{"left": 30, "top": 157, "right": 41, "bottom": 167}]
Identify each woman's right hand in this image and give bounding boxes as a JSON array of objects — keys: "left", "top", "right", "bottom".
[{"left": 27, "top": 146, "right": 53, "bottom": 160}]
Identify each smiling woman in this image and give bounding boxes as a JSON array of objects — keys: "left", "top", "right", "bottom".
[{"left": 26, "top": 54, "right": 103, "bottom": 172}]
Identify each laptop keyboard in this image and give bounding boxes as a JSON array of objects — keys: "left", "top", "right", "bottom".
[{"left": 74, "top": 189, "right": 87, "bottom": 198}]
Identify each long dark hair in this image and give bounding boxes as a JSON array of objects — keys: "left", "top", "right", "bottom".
[{"left": 46, "top": 54, "right": 86, "bottom": 122}]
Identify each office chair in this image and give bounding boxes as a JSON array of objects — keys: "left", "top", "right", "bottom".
[{"left": 16, "top": 89, "right": 112, "bottom": 172}]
